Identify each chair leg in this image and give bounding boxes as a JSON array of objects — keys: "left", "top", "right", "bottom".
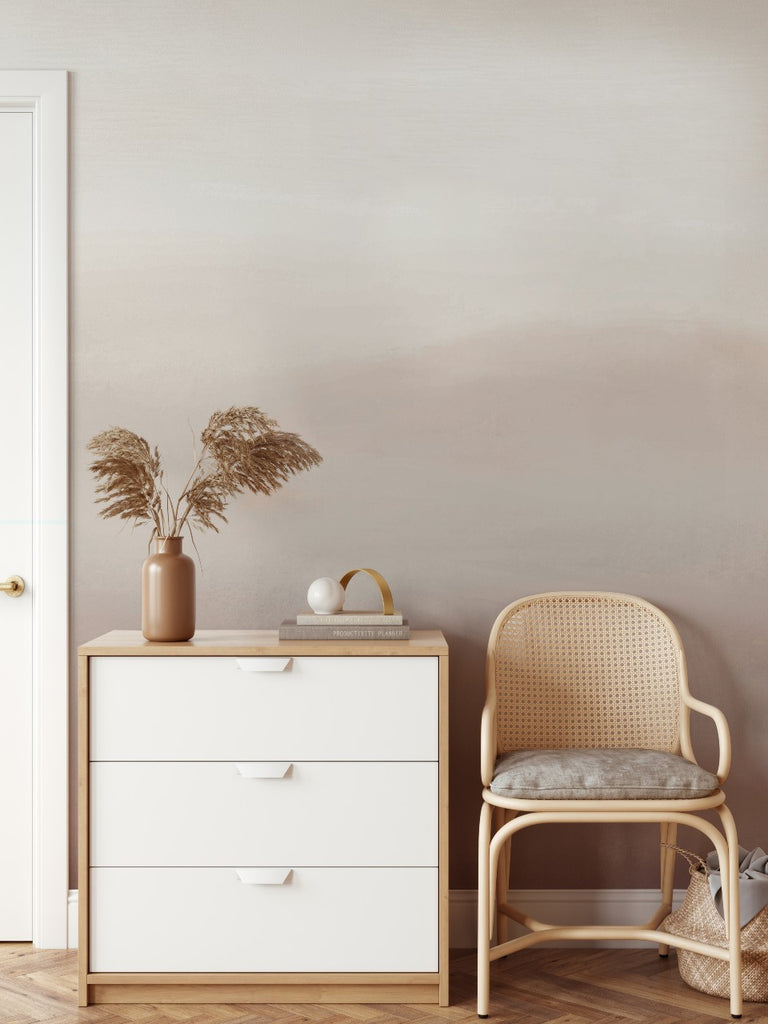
[
  {"left": 717, "top": 805, "right": 742, "bottom": 1019},
  {"left": 478, "top": 800, "right": 493, "bottom": 1018},
  {"left": 494, "top": 806, "right": 511, "bottom": 946},
  {"left": 658, "top": 821, "right": 677, "bottom": 956}
]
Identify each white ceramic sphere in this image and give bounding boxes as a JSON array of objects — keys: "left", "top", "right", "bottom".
[{"left": 307, "top": 577, "right": 345, "bottom": 615}]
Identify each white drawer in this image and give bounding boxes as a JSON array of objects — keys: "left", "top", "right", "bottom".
[
  {"left": 90, "top": 656, "right": 437, "bottom": 761},
  {"left": 89, "top": 866, "right": 438, "bottom": 972},
  {"left": 90, "top": 760, "right": 438, "bottom": 866}
]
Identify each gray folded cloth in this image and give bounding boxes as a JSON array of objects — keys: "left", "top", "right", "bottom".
[{"left": 706, "top": 846, "right": 768, "bottom": 927}]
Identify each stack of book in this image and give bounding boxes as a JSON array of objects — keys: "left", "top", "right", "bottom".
[{"left": 278, "top": 609, "right": 410, "bottom": 640}]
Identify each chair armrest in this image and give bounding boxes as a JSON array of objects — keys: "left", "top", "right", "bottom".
[
  {"left": 682, "top": 693, "right": 732, "bottom": 784},
  {"left": 480, "top": 690, "right": 497, "bottom": 788}
]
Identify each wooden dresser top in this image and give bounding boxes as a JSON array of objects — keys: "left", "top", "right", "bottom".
[{"left": 79, "top": 628, "right": 448, "bottom": 657}]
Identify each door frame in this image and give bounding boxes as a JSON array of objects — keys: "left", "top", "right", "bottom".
[{"left": 0, "top": 70, "right": 69, "bottom": 948}]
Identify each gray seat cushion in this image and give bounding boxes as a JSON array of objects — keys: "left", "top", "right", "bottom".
[{"left": 490, "top": 748, "right": 720, "bottom": 800}]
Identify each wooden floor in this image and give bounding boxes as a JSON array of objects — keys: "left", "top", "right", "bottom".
[{"left": 2, "top": 945, "right": 767, "bottom": 1024}]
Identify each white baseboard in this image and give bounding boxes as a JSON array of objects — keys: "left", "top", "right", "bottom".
[{"left": 66, "top": 887, "right": 684, "bottom": 953}]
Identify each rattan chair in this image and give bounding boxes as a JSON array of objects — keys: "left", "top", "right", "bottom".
[{"left": 477, "top": 592, "right": 742, "bottom": 1018}]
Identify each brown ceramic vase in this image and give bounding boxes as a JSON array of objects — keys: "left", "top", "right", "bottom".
[{"left": 141, "top": 536, "right": 195, "bottom": 641}]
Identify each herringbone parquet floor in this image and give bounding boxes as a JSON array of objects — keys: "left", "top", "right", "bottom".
[{"left": 1, "top": 945, "right": 767, "bottom": 1024}]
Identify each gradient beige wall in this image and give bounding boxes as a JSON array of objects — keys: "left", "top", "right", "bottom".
[{"left": 2, "top": 0, "right": 767, "bottom": 891}]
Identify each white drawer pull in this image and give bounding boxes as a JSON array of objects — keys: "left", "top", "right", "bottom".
[
  {"left": 236, "top": 657, "right": 292, "bottom": 673},
  {"left": 236, "top": 762, "right": 292, "bottom": 779},
  {"left": 235, "top": 868, "right": 292, "bottom": 886}
]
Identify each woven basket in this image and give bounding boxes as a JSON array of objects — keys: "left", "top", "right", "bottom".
[{"left": 661, "top": 858, "right": 768, "bottom": 1002}]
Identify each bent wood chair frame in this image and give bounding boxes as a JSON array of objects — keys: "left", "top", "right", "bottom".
[{"left": 477, "top": 592, "right": 742, "bottom": 1019}]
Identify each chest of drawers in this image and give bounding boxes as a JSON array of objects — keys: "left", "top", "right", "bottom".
[{"left": 78, "top": 630, "right": 448, "bottom": 1006}]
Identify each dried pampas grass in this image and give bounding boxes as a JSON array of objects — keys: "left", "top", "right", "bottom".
[{"left": 88, "top": 406, "right": 322, "bottom": 540}]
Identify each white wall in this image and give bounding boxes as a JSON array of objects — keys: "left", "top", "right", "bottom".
[{"left": 1, "top": 0, "right": 767, "bottom": 888}]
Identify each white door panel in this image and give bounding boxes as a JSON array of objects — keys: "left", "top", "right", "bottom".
[{"left": 0, "top": 110, "right": 34, "bottom": 940}]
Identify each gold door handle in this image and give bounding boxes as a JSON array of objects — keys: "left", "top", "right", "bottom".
[{"left": 1, "top": 575, "right": 24, "bottom": 598}]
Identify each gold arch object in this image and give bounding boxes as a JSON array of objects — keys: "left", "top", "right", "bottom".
[{"left": 338, "top": 568, "right": 395, "bottom": 615}]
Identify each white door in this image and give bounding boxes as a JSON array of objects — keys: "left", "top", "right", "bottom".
[{"left": 0, "top": 109, "right": 34, "bottom": 939}]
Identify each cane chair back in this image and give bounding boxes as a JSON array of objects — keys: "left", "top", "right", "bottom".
[{"left": 492, "top": 592, "right": 682, "bottom": 754}]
